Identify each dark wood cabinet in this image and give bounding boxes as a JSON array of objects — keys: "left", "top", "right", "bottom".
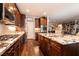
[
  {"left": 49, "top": 40, "right": 62, "bottom": 56},
  {"left": 15, "top": 4, "right": 26, "bottom": 28},
  {"left": 2, "top": 40, "right": 19, "bottom": 56},
  {"left": 14, "top": 39, "right": 20, "bottom": 56},
  {"left": 39, "top": 35, "right": 44, "bottom": 53},
  {"left": 2, "top": 46, "right": 15, "bottom": 56},
  {"left": 4, "top": 3, "right": 26, "bottom": 28},
  {"left": 43, "top": 37, "right": 50, "bottom": 56},
  {"left": 37, "top": 33, "right": 79, "bottom": 56},
  {"left": 62, "top": 44, "right": 77, "bottom": 56},
  {"left": 35, "top": 33, "right": 38, "bottom": 41},
  {"left": 20, "top": 14, "right": 26, "bottom": 28},
  {"left": 35, "top": 17, "right": 47, "bottom": 28},
  {"left": 39, "top": 35, "right": 61, "bottom": 56},
  {"left": 37, "top": 34, "right": 50, "bottom": 56},
  {"left": 40, "top": 17, "right": 47, "bottom": 25},
  {"left": 19, "top": 34, "right": 25, "bottom": 55},
  {"left": 35, "top": 18, "right": 40, "bottom": 28},
  {"left": 2, "top": 33, "right": 25, "bottom": 56}
]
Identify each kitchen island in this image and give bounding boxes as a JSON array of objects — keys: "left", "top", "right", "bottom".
[
  {"left": 0, "top": 24, "right": 25, "bottom": 56},
  {"left": 36, "top": 33, "right": 79, "bottom": 56}
]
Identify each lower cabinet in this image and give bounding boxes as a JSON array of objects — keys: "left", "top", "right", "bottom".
[
  {"left": 35, "top": 33, "right": 39, "bottom": 41},
  {"left": 37, "top": 34, "right": 79, "bottom": 56},
  {"left": 49, "top": 40, "right": 62, "bottom": 56},
  {"left": 39, "top": 35, "right": 45, "bottom": 55},
  {"left": 37, "top": 34, "right": 62, "bottom": 56},
  {"left": 38, "top": 35, "right": 50, "bottom": 56},
  {"left": 39, "top": 36, "right": 62, "bottom": 56},
  {"left": 43, "top": 37, "right": 50, "bottom": 56},
  {"left": 2, "top": 40, "right": 20, "bottom": 56},
  {"left": 2, "top": 46, "right": 15, "bottom": 56},
  {"left": 2, "top": 34, "right": 25, "bottom": 56}
]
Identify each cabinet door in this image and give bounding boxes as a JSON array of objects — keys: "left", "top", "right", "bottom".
[
  {"left": 63, "top": 44, "right": 77, "bottom": 56},
  {"left": 2, "top": 46, "right": 15, "bottom": 56},
  {"left": 41, "top": 37, "right": 47, "bottom": 55},
  {"left": 38, "top": 34, "right": 41, "bottom": 43},
  {"left": 50, "top": 41, "right": 62, "bottom": 56},
  {"left": 19, "top": 36, "right": 24, "bottom": 55},
  {"left": 35, "top": 33, "right": 38, "bottom": 41},
  {"left": 40, "top": 36, "right": 44, "bottom": 51},
  {"left": 14, "top": 40, "right": 20, "bottom": 56},
  {"left": 43, "top": 37, "right": 50, "bottom": 56},
  {"left": 38, "top": 35, "right": 46, "bottom": 56},
  {"left": 38, "top": 35, "right": 51, "bottom": 56},
  {"left": 40, "top": 17, "right": 47, "bottom": 25},
  {"left": 39, "top": 36, "right": 50, "bottom": 56},
  {"left": 76, "top": 43, "right": 79, "bottom": 55},
  {"left": 35, "top": 18, "right": 40, "bottom": 28},
  {"left": 20, "top": 14, "right": 26, "bottom": 28}
]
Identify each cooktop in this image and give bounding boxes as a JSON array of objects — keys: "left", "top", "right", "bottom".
[{"left": 0, "top": 34, "right": 19, "bottom": 41}]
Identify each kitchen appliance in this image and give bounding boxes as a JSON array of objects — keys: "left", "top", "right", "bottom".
[
  {"left": 4, "top": 7, "right": 15, "bottom": 25},
  {"left": 5, "top": 7, "right": 14, "bottom": 20},
  {"left": 0, "top": 34, "right": 19, "bottom": 41},
  {"left": 41, "top": 25, "right": 47, "bottom": 32}
]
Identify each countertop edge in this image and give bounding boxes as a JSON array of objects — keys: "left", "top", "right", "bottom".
[{"left": 0, "top": 32, "right": 25, "bottom": 56}]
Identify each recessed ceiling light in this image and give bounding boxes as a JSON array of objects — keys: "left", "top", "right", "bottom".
[
  {"left": 26, "top": 9, "right": 30, "bottom": 13},
  {"left": 43, "top": 12, "right": 47, "bottom": 15}
]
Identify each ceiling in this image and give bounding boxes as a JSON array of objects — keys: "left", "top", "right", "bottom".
[{"left": 17, "top": 3, "right": 79, "bottom": 23}]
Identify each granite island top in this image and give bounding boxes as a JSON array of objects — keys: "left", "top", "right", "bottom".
[
  {"left": 0, "top": 24, "right": 25, "bottom": 55},
  {"left": 38, "top": 33, "right": 79, "bottom": 45}
]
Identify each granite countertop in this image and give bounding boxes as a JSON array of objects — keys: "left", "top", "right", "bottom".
[
  {"left": 0, "top": 32, "right": 25, "bottom": 56},
  {"left": 38, "top": 33, "right": 79, "bottom": 45},
  {"left": 0, "top": 24, "right": 25, "bottom": 55}
]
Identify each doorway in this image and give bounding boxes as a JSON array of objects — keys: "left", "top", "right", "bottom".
[{"left": 25, "top": 17, "right": 35, "bottom": 39}]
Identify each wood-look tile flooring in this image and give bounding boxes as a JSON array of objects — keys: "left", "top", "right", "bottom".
[{"left": 21, "top": 39, "right": 43, "bottom": 56}]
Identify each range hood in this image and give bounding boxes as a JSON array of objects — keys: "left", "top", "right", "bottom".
[
  {"left": 4, "top": 8, "right": 15, "bottom": 25},
  {"left": 5, "top": 7, "right": 14, "bottom": 21}
]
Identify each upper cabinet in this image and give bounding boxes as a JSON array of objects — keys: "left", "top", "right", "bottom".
[
  {"left": 35, "top": 18, "right": 40, "bottom": 28},
  {"left": 4, "top": 3, "right": 26, "bottom": 28},
  {"left": 4, "top": 3, "right": 21, "bottom": 25},
  {"left": 40, "top": 16, "right": 47, "bottom": 25},
  {"left": 35, "top": 16, "right": 47, "bottom": 28},
  {"left": 35, "top": 16, "right": 47, "bottom": 32}
]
